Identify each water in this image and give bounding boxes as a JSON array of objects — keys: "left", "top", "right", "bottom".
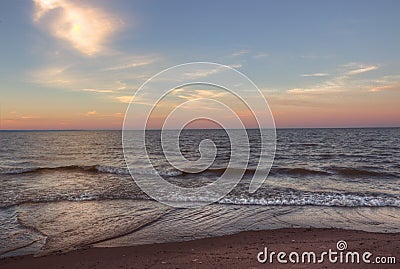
[{"left": 0, "top": 128, "right": 399, "bottom": 257}]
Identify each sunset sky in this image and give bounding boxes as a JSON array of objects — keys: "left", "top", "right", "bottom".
[{"left": 1, "top": 0, "right": 399, "bottom": 130}]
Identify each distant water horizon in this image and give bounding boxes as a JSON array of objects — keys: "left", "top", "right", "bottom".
[
  {"left": 1, "top": 126, "right": 399, "bottom": 132},
  {"left": 0, "top": 127, "right": 399, "bottom": 257}
]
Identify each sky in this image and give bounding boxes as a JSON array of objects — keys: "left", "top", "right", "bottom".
[{"left": 0, "top": 0, "right": 399, "bottom": 130}]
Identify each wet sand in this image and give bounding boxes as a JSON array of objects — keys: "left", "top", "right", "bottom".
[{"left": 1, "top": 228, "right": 399, "bottom": 268}]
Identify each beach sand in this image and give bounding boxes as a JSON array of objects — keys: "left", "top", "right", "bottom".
[{"left": 1, "top": 228, "right": 399, "bottom": 268}]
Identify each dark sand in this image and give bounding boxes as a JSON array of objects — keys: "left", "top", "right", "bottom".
[{"left": 1, "top": 228, "right": 399, "bottom": 268}]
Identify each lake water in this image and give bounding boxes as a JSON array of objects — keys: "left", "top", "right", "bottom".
[{"left": 0, "top": 128, "right": 399, "bottom": 257}]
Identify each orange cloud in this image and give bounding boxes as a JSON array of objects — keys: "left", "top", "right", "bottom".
[
  {"left": 33, "top": 0, "right": 122, "bottom": 55},
  {"left": 369, "top": 84, "right": 399, "bottom": 92},
  {"left": 86, "top": 110, "right": 97, "bottom": 116}
]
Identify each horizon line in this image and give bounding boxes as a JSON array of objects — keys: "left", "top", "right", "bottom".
[{"left": 1, "top": 126, "right": 399, "bottom": 132}]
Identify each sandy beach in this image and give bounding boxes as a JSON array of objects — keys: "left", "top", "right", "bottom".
[{"left": 1, "top": 228, "right": 398, "bottom": 269}]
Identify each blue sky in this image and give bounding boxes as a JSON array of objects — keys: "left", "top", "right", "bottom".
[{"left": 1, "top": 0, "right": 399, "bottom": 129}]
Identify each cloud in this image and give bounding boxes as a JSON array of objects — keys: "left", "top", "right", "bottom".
[
  {"left": 82, "top": 88, "right": 114, "bottom": 93},
  {"left": 116, "top": 81, "right": 128, "bottom": 90},
  {"left": 174, "top": 89, "right": 228, "bottom": 100},
  {"left": 115, "top": 95, "right": 154, "bottom": 106},
  {"left": 86, "top": 110, "right": 97, "bottom": 116},
  {"left": 289, "top": 62, "right": 382, "bottom": 95},
  {"left": 347, "top": 65, "right": 378, "bottom": 75},
  {"left": 30, "top": 66, "right": 72, "bottom": 86},
  {"left": 287, "top": 88, "right": 324, "bottom": 94},
  {"left": 253, "top": 53, "right": 269, "bottom": 59},
  {"left": 183, "top": 66, "right": 225, "bottom": 79},
  {"left": 116, "top": 96, "right": 132, "bottom": 103},
  {"left": 104, "top": 59, "right": 155, "bottom": 71},
  {"left": 182, "top": 64, "right": 241, "bottom": 79},
  {"left": 21, "top": 115, "right": 38, "bottom": 119},
  {"left": 301, "top": 73, "right": 329, "bottom": 77},
  {"left": 30, "top": 64, "right": 141, "bottom": 95},
  {"left": 369, "top": 75, "right": 400, "bottom": 93},
  {"left": 228, "top": 64, "right": 242, "bottom": 69},
  {"left": 2, "top": 111, "right": 39, "bottom": 121},
  {"left": 369, "top": 84, "right": 399, "bottom": 92},
  {"left": 342, "top": 63, "right": 379, "bottom": 76},
  {"left": 33, "top": 0, "right": 122, "bottom": 55},
  {"left": 231, "top": 50, "right": 249, "bottom": 57},
  {"left": 287, "top": 86, "right": 344, "bottom": 95},
  {"left": 288, "top": 75, "right": 347, "bottom": 95}
]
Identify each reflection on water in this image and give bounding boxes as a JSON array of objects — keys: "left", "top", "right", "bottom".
[{"left": 1, "top": 200, "right": 399, "bottom": 257}]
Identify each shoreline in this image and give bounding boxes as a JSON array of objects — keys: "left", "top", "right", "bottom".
[{"left": 1, "top": 228, "right": 399, "bottom": 268}]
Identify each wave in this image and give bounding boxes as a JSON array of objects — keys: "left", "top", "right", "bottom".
[
  {"left": 271, "top": 167, "right": 331, "bottom": 176},
  {"left": 0, "top": 165, "right": 129, "bottom": 175},
  {"left": 328, "top": 167, "right": 398, "bottom": 178},
  {"left": 0, "top": 165, "right": 181, "bottom": 177},
  {"left": 178, "top": 167, "right": 331, "bottom": 176},
  {"left": 156, "top": 191, "right": 400, "bottom": 207},
  {"left": 220, "top": 193, "right": 400, "bottom": 207},
  {"left": 1, "top": 164, "right": 397, "bottom": 180},
  {"left": 0, "top": 195, "right": 147, "bottom": 209},
  {"left": 2, "top": 191, "right": 399, "bottom": 208},
  {"left": 202, "top": 166, "right": 398, "bottom": 178}
]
